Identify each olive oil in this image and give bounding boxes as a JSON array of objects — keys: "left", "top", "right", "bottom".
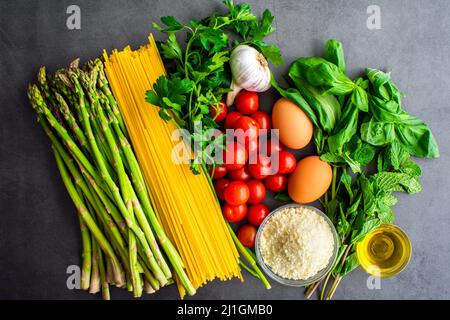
[{"left": 356, "top": 224, "right": 411, "bottom": 277}]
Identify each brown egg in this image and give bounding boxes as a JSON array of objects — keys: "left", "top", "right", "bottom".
[
  {"left": 288, "top": 155, "right": 332, "bottom": 204},
  {"left": 271, "top": 97, "right": 313, "bottom": 150}
]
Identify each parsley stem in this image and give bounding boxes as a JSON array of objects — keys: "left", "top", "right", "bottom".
[
  {"left": 184, "top": 30, "right": 197, "bottom": 79},
  {"left": 187, "top": 90, "right": 193, "bottom": 131}
]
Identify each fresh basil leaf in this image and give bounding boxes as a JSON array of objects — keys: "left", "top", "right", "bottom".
[
  {"left": 324, "top": 39, "right": 346, "bottom": 73},
  {"left": 328, "top": 101, "right": 359, "bottom": 153},
  {"left": 314, "top": 127, "right": 324, "bottom": 154},
  {"left": 271, "top": 78, "right": 319, "bottom": 128},
  {"left": 346, "top": 137, "right": 376, "bottom": 166},
  {"left": 351, "top": 85, "right": 368, "bottom": 112},
  {"left": 366, "top": 68, "right": 391, "bottom": 100},
  {"left": 288, "top": 78, "right": 341, "bottom": 133},
  {"left": 289, "top": 57, "right": 355, "bottom": 95},
  {"left": 360, "top": 118, "right": 396, "bottom": 146},
  {"left": 395, "top": 121, "right": 440, "bottom": 158}
]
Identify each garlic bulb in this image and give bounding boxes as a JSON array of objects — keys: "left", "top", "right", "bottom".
[{"left": 226, "top": 45, "right": 271, "bottom": 106}]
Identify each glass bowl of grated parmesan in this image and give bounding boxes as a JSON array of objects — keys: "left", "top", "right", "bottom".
[{"left": 255, "top": 203, "right": 338, "bottom": 287}]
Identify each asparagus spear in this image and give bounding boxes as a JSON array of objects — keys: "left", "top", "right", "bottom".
[
  {"left": 77, "top": 69, "right": 168, "bottom": 288},
  {"left": 97, "top": 244, "right": 110, "bottom": 300},
  {"left": 89, "top": 218, "right": 101, "bottom": 294},
  {"left": 28, "top": 60, "right": 196, "bottom": 297},
  {"left": 52, "top": 147, "right": 125, "bottom": 286},
  {"left": 78, "top": 215, "right": 92, "bottom": 290}
]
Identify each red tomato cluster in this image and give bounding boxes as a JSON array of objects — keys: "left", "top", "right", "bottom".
[{"left": 209, "top": 90, "right": 298, "bottom": 248}]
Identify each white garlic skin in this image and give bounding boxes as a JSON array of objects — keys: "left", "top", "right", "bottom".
[{"left": 226, "top": 45, "right": 271, "bottom": 106}]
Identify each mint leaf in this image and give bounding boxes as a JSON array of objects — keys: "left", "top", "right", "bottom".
[
  {"left": 351, "top": 218, "right": 381, "bottom": 243},
  {"left": 372, "top": 172, "right": 422, "bottom": 194},
  {"left": 320, "top": 152, "right": 345, "bottom": 163},
  {"left": 399, "top": 160, "right": 422, "bottom": 177}
]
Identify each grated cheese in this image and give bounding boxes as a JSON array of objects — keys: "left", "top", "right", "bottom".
[{"left": 259, "top": 206, "right": 334, "bottom": 280}]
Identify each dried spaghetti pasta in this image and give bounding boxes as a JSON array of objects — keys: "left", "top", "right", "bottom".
[{"left": 103, "top": 34, "right": 242, "bottom": 297}]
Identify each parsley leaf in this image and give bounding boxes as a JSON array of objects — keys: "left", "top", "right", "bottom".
[
  {"left": 159, "top": 34, "right": 182, "bottom": 61},
  {"left": 152, "top": 16, "right": 184, "bottom": 33},
  {"left": 250, "top": 9, "right": 276, "bottom": 41}
]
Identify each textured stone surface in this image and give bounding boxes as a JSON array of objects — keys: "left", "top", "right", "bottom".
[{"left": 0, "top": 0, "right": 449, "bottom": 299}]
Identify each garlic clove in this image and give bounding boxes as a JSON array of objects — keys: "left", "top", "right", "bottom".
[
  {"left": 226, "top": 80, "right": 242, "bottom": 107},
  {"left": 227, "top": 44, "right": 272, "bottom": 106}
]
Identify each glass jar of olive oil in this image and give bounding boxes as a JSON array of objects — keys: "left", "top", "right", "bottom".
[{"left": 356, "top": 224, "right": 412, "bottom": 277}]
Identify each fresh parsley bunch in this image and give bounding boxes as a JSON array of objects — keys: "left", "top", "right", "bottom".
[{"left": 146, "top": 0, "right": 282, "bottom": 174}]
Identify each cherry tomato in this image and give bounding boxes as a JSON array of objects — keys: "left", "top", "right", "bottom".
[
  {"left": 247, "top": 180, "right": 266, "bottom": 204},
  {"left": 251, "top": 111, "right": 271, "bottom": 131},
  {"left": 258, "top": 139, "right": 283, "bottom": 157},
  {"left": 233, "top": 116, "right": 260, "bottom": 140},
  {"left": 237, "top": 224, "right": 257, "bottom": 247},
  {"left": 246, "top": 138, "right": 259, "bottom": 161},
  {"left": 224, "top": 181, "right": 250, "bottom": 205},
  {"left": 278, "top": 151, "right": 297, "bottom": 174},
  {"left": 209, "top": 164, "right": 227, "bottom": 180},
  {"left": 223, "top": 142, "right": 248, "bottom": 171},
  {"left": 228, "top": 166, "right": 251, "bottom": 182},
  {"left": 224, "top": 111, "right": 243, "bottom": 129},
  {"left": 233, "top": 116, "right": 260, "bottom": 157},
  {"left": 247, "top": 204, "right": 270, "bottom": 226},
  {"left": 266, "top": 139, "right": 283, "bottom": 156},
  {"left": 222, "top": 203, "right": 247, "bottom": 223},
  {"left": 264, "top": 174, "right": 288, "bottom": 192},
  {"left": 248, "top": 155, "right": 272, "bottom": 180},
  {"left": 235, "top": 90, "right": 259, "bottom": 114},
  {"left": 209, "top": 101, "right": 227, "bottom": 122},
  {"left": 214, "top": 178, "right": 230, "bottom": 201}
]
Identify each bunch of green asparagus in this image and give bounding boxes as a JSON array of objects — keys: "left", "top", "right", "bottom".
[{"left": 27, "top": 59, "right": 195, "bottom": 299}]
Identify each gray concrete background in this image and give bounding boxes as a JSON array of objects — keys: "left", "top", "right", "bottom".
[{"left": 0, "top": 0, "right": 449, "bottom": 299}]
